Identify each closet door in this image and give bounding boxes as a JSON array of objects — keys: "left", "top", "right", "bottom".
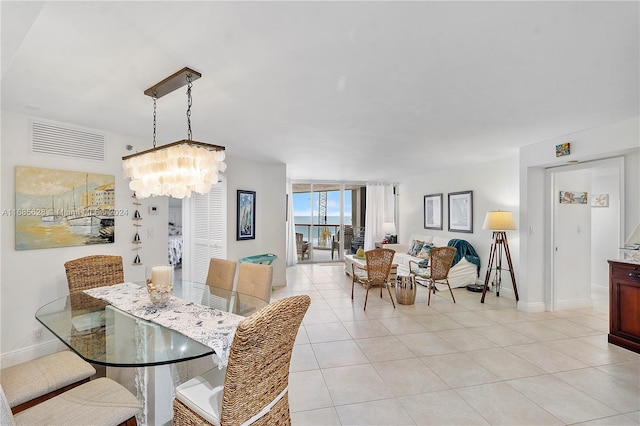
[{"left": 183, "top": 177, "right": 227, "bottom": 283}]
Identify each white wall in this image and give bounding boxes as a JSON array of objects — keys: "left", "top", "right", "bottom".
[
  {"left": 1, "top": 111, "right": 169, "bottom": 363},
  {"left": 520, "top": 116, "right": 640, "bottom": 312},
  {"left": 223, "top": 157, "right": 287, "bottom": 287},
  {"left": 591, "top": 169, "right": 620, "bottom": 290},
  {"left": 398, "top": 155, "right": 520, "bottom": 297}
]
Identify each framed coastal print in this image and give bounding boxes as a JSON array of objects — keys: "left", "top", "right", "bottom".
[
  {"left": 559, "top": 191, "right": 588, "bottom": 204},
  {"left": 237, "top": 190, "right": 256, "bottom": 240},
  {"left": 424, "top": 193, "right": 443, "bottom": 230},
  {"left": 448, "top": 190, "right": 473, "bottom": 233},
  {"left": 15, "top": 166, "right": 116, "bottom": 250}
]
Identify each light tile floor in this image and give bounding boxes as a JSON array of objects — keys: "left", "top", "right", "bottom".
[{"left": 273, "top": 263, "right": 640, "bottom": 426}]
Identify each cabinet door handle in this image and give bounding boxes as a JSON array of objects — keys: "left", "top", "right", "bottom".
[{"left": 629, "top": 273, "right": 640, "bottom": 279}]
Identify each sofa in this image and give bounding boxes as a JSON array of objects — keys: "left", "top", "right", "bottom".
[{"left": 382, "top": 233, "right": 480, "bottom": 288}]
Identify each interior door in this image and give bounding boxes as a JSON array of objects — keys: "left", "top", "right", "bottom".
[
  {"left": 182, "top": 177, "right": 227, "bottom": 282},
  {"left": 552, "top": 169, "right": 592, "bottom": 310}
]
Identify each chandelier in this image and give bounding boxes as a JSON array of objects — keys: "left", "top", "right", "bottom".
[{"left": 122, "top": 67, "right": 226, "bottom": 199}]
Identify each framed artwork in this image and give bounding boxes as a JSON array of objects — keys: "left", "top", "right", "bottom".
[
  {"left": 15, "top": 166, "right": 116, "bottom": 250},
  {"left": 237, "top": 190, "right": 256, "bottom": 240},
  {"left": 448, "top": 190, "right": 473, "bottom": 233},
  {"left": 556, "top": 142, "right": 571, "bottom": 157},
  {"left": 423, "top": 193, "right": 443, "bottom": 230},
  {"left": 591, "top": 193, "right": 609, "bottom": 207},
  {"left": 559, "top": 191, "right": 588, "bottom": 204}
]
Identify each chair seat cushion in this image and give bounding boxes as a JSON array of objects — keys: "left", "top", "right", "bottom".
[
  {"left": 412, "top": 266, "right": 431, "bottom": 278},
  {"left": 175, "top": 367, "right": 226, "bottom": 426},
  {"left": 354, "top": 270, "right": 369, "bottom": 282},
  {"left": 13, "top": 377, "right": 141, "bottom": 425},
  {"left": 1, "top": 351, "right": 96, "bottom": 407}
]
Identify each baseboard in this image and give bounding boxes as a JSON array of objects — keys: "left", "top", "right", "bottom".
[
  {"left": 591, "top": 283, "right": 608, "bottom": 294},
  {"left": 556, "top": 297, "right": 593, "bottom": 310},
  {"left": 516, "top": 301, "right": 546, "bottom": 313},
  {"left": 0, "top": 339, "right": 66, "bottom": 368}
]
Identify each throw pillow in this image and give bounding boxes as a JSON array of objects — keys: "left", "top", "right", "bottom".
[
  {"left": 407, "top": 240, "right": 424, "bottom": 256},
  {"left": 417, "top": 243, "right": 432, "bottom": 260}
]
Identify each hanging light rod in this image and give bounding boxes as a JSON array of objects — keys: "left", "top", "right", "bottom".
[{"left": 143, "top": 67, "right": 202, "bottom": 99}]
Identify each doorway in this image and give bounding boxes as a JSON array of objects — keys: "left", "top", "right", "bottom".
[{"left": 548, "top": 157, "right": 623, "bottom": 311}]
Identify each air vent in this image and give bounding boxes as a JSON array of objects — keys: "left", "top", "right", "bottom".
[{"left": 30, "top": 121, "right": 105, "bottom": 161}]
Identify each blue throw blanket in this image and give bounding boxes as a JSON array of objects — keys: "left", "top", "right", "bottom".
[{"left": 447, "top": 239, "right": 481, "bottom": 277}]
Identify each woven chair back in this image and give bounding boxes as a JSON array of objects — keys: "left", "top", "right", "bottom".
[
  {"left": 364, "top": 248, "right": 395, "bottom": 284},
  {"left": 221, "top": 295, "right": 311, "bottom": 425},
  {"left": 205, "top": 258, "right": 237, "bottom": 291},
  {"left": 236, "top": 262, "right": 273, "bottom": 303},
  {"left": 429, "top": 246, "right": 457, "bottom": 280},
  {"left": 64, "top": 255, "right": 124, "bottom": 295},
  {"left": 64, "top": 255, "right": 121, "bottom": 361}
]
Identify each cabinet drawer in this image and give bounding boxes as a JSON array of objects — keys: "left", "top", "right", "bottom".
[{"left": 610, "top": 263, "right": 640, "bottom": 281}]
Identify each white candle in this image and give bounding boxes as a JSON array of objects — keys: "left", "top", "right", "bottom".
[{"left": 151, "top": 265, "right": 172, "bottom": 287}]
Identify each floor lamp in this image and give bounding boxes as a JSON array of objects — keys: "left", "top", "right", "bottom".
[{"left": 480, "top": 211, "right": 519, "bottom": 303}]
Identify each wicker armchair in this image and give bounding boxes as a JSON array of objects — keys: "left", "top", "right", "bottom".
[
  {"left": 205, "top": 258, "right": 237, "bottom": 291},
  {"left": 351, "top": 248, "right": 396, "bottom": 310},
  {"left": 173, "top": 295, "right": 311, "bottom": 426},
  {"left": 409, "top": 246, "right": 457, "bottom": 305},
  {"left": 236, "top": 262, "right": 273, "bottom": 303}
]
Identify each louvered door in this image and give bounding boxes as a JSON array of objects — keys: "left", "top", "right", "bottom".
[{"left": 183, "top": 177, "right": 227, "bottom": 284}]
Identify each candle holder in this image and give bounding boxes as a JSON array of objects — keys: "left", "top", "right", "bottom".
[{"left": 146, "top": 265, "right": 174, "bottom": 307}]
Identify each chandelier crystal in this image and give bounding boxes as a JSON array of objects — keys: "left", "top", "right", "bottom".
[{"left": 122, "top": 67, "right": 226, "bottom": 199}]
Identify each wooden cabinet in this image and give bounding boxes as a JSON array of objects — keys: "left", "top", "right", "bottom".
[{"left": 608, "top": 260, "right": 640, "bottom": 354}]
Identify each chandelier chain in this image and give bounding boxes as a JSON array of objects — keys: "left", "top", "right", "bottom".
[
  {"left": 186, "top": 75, "right": 193, "bottom": 140},
  {"left": 152, "top": 95, "right": 157, "bottom": 148}
]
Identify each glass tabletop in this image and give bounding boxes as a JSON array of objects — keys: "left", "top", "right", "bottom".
[{"left": 35, "top": 280, "right": 267, "bottom": 367}]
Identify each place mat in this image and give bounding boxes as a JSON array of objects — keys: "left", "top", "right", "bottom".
[{"left": 84, "top": 282, "right": 244, "bottom": 366}]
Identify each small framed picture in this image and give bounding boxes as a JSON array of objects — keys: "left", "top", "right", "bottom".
[
  {"left": 237, "top": 190, "right": 256, "bottom": 240},
  {"left": 448, "top": 190, "right": 473, "bottom": 233},
  {"left": 591, "top": 193, "right": 609, "bottom": 207},
  {"left": 424, "top": 193, "right": 443, "bottom": 230},
  {"left": 559, "top": 191, "right": 588, "bottom": 204}
]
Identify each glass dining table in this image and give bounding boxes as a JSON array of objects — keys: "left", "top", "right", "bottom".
[
  {"left": 35, "top": 280, "right": 268, "bottom": 425},
  {"left": 36, "top": 280, "right": 267, "bottom": 367}
]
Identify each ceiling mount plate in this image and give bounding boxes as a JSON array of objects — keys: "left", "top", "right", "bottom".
[{"left": 143, "top": 67, "right": 202, "bottom": 99}]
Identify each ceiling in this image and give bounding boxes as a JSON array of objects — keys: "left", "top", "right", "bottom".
[{"left": 2, "top": 1, "right": 638, "bottom": 183}]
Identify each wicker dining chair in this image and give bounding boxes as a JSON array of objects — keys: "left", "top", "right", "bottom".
[
  {"left": 64, "top": 255, "right": 124, "bottom": 295},
  {"left": 1, "top": 351, "right": 96, "bottom": 414},
  {"left": 409, "top": 246, "right": 457, "bottom": 305},
  {"left": 173, "top": 295, "right": 311, "bottom": 426},
  {"left": 236, "top": 262, "right": 273, "bottom": 303},
  {"left": 64, "top": 255, "right": 124, "bottom": 365},
  {"left": 351, "top": 248, "right": 396, "bottom": 310},
  {"left": 205, "top": 258, "right": 237, "bottom": 291},
  {"left": 2, "top": 377, "right": 141, "bottom": 426}
]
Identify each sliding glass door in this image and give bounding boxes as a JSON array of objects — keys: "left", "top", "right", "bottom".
[{"left": 292, "top": 183, "right": 365, "bottom": 263}]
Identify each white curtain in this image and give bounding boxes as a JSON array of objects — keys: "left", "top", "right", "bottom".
[
  {"left": 364, "top": 183, "right": 395, "bottom": 250},
  {"left": 285, "top": 179, "right": 298, "bottom": 266}
]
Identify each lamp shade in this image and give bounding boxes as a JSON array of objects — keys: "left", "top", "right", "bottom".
[
  {"left": 382, "top": 222, "right": 396, "bottom": 235},
  {"left": 483, "top": 211, "right": 516, "bottom": 231}
]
